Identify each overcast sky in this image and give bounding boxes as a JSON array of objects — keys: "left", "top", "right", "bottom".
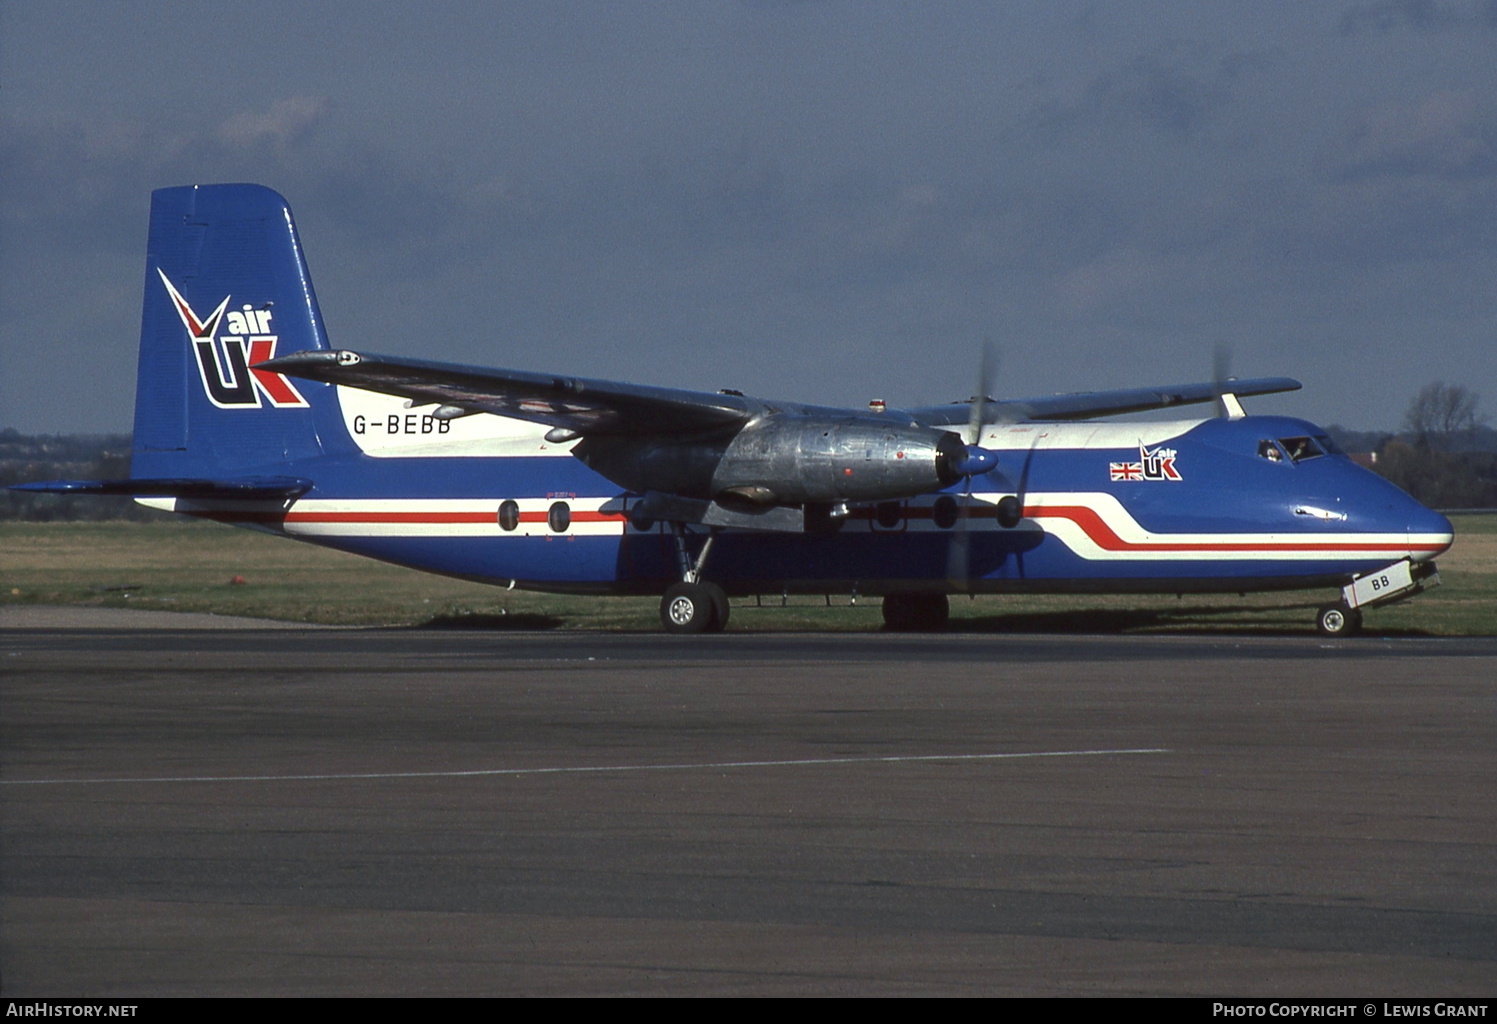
[{"left": 3, "top": 1, "right": 1494, "bottom": 434}]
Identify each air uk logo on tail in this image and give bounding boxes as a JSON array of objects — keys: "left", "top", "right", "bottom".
[{"left": 158, "top": 270, "right": 308, "bottom": 409}]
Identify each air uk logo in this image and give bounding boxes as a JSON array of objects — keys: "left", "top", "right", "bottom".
[
  {"left": 1110, "top": 443, "right": 1183, "bottom": 482},
  {"left": 158, "top": 270, "right": 308, "bottom": 409}
]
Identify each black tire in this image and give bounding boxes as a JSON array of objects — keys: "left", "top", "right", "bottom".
[
  {"left": 661, "top": 583, "right": 716, "bottom": 634},
  {"left": 912, "top": 592, "right": 950, "bottom": 631},
  {"left": 703, "top": 582, "right": 730, "bottom": 631},
  {"left": 882, "top": 592, "right": 950, "bottom": 632},
  {"left": 882, "top": 593, "right": 917, "bottom": 631},
  {"left": 1316, "top": 603, "right": 1362, "bottom": 637}
]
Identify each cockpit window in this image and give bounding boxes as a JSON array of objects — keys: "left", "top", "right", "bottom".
[
  {"left": 1314, "top": 434, "right": 1344, "bottom": 456},
  {"left": 1258, "top": 440, "right": 1284, "bottom": 462},
  {"left": 1278, "top": 436, "right": 1325, "bottom": 463}
]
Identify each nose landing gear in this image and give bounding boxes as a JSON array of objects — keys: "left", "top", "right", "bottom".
[
  {"left": 1316, "top": 602, "right": 1363, "bottom": 637},
  {"left": 1317, "top": 559, "right": 1441, "bottom": 637}
]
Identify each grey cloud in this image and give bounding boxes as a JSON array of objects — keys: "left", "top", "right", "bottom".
[
  {"left": 1337, "top": 0, "right": 1497, "bottom": 34},
  {"left": 1029, "top": 44, "right": 1270, "bottom": 141},
  {"left": 217, "top": 97, "right": 328, "bottom": 150},
  {"left": 1338, "top": 91, "right": 1497, "bottom": 180}
]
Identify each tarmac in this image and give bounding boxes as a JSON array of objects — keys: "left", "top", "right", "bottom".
[{"left": 3, "top": 608, "right": 1495, "bottom": 995}]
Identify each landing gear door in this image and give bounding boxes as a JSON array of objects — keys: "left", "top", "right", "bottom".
[{"left": 1342, "top": 560, "right": 1416, "bottom": 610}]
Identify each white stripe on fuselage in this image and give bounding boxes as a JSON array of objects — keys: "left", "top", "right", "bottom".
[{"left": 137, "top": 492, "right": 1440, "bottom": 564}]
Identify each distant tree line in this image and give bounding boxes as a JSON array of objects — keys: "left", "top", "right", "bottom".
[
  {"left": 0, "top": 429, "right": 168, "bottom": 522},
  {"left": 3, "top": 382, "right": 1494, "bottom": 521},
  {"left": 1324, "top": 382, "right": 1497, "bottom": 510}
]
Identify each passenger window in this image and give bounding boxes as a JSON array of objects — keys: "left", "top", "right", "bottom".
[
  {"left": 548, "top": 501, "right": 571, "bottom": 533},
  {"left": 875, "top": 501, "right": 903, "bottom": 530},
  {"left": 932, "top": 495, "right": 959, "bottom": 530},
  {"left": 1278, "top": 436, "right": 1324, "bottom": 463},
  {"left": 497, "top": 500, "right": 520, "bottom": 531},
  {"left": 629, "top": 505, "right": 655, "bottom": 532}
]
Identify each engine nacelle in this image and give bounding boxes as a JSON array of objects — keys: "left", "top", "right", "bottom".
[
  {"left": 572, "top": 415, "right": 967, "bottom": 507},
  {"left": 711, "top": 416, "right": 965, "bottom": 504}
]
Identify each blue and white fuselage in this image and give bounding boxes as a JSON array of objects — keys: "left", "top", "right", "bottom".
[{"left": 141, "top": 383, "right": 1450, "bottom": 597}]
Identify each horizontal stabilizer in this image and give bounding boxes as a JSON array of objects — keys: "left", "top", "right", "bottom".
[{"left": 9, "top": 477, "right": 314, "bottom": 499}]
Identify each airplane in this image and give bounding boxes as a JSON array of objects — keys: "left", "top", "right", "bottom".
[{"left": 13, "top": 183, "right": 1454, "bottom": 636}]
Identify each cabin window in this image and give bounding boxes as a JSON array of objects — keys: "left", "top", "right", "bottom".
[
  {"left": 548, "top": 501, "right": 571, "bottom": 533},
  {"left": 497, "top": 500, "right": 520, "bottom": 531},
  {"left": 932, "top": 495, "right": 959, "bottom": 530},
  {"left": 1278, "top": 436, "right": 1325, "bottom": 463},
  {"left": 629, "top": 505, "right": 655, "bottom": 532},
  {"left": 874, "top": 501, "right": 903, "bottom": 530}
]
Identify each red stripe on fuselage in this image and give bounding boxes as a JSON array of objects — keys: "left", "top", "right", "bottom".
[
  {"left": 281, "top": 509, "right": 625, "bottom": 524},
  {"left": 1024, "top": 505, "right": 1441, "bottom": 553}
]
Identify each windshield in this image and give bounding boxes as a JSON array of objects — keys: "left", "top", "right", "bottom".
[{"left": 1278, "top": 436, "right": 1325, "bottom": 463}]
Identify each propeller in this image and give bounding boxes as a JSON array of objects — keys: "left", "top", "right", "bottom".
[
  {"left": 950, "top": 340, "right": 1000, "bottom": 474},
  {"left": 947, "top": 342, "right": 1001, "bottom": 588}
]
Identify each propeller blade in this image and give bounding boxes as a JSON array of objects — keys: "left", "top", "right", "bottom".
[
  {"left": 966, "top": 340, "right": 997, "bottom": 445},
  {"left": 950, "top": 340, "right": 1002, "bottom": 588}
]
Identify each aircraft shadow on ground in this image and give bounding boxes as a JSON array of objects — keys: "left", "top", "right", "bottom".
[
  {"left": 417, "top": 612, "right": 566, "bottom": 631},
  {"left": 943, "top": 604, "right": 1432, "bottom": 637}
]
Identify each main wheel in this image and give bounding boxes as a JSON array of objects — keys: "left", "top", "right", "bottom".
[
  {"left": 882, "top": 593, "right": 917, "bottom": 631},
  {"left": 702, "top": 582, "right": 730, "bottom": 631},
  {"left": 661, "top": 582, "right": 722, "bottom": 634},
  {"left": 1316, "top": 602, "right": 1362, "bottom": 637},
  {"left": 882, "top": 592, "right": 950, "bottom": 632},
  {"left": 912, "top": 592, "right": 950, "bottom": 631}
]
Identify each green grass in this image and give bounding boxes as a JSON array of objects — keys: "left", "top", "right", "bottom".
[{"left": 3, "top": 516, "right": 1494, "bottom": 634}]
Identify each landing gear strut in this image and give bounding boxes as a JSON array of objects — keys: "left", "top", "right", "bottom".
[{"left": 659, "top": 525, "right": 730, "bottom": 633}]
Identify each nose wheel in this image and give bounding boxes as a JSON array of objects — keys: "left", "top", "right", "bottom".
[{"left": 1316, "top": 602, "right": 1362, "bottom": 637}]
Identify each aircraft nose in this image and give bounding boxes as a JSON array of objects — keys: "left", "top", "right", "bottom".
[{"left": 1407, "top": 505, "right": 1454, "bottom": 562}]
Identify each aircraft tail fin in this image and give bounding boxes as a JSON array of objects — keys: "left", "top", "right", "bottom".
[{"left": 131, "top": 183, "right": 354, "bottom": 480}]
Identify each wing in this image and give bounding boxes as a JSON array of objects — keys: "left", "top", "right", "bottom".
[
  {"left": 909, "top": 377, "right": 1302, "bottom": 426},
  {"left": 258, "top": 350, "right": 757, "bottom": 437}
]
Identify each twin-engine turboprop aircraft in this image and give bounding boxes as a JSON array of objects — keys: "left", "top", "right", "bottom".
[{"left": 15, "top": 184, "right": 1454, "bottom": 634}]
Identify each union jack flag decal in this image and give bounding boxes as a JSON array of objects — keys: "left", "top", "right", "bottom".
[{"left": 1110, "top": 443, "right": 1182, "bottom": 482}]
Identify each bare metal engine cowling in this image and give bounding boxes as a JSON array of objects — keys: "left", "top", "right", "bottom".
[{"left": 573, "top": 416, "right": 965, "bottom": 506}]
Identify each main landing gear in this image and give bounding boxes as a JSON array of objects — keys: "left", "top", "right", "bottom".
[
  {"left": 881, "top": 592, "right": 950, "bottom": 632},
  {"left": 661, "top": 580, "right": 730, "bottom": 634},
  {"left": 659, "top": 526, "right": 731, "bottom": 633}
]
